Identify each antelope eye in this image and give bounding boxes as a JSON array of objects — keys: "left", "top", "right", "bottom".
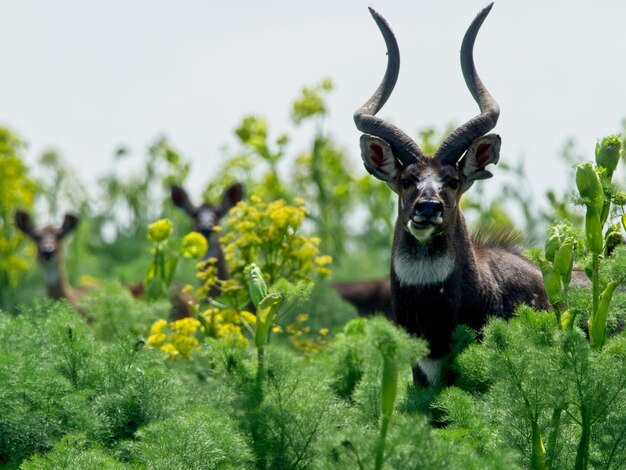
[
  {"left": 446, "top": 178, "right": 460, "bottom": 190},
  {"left": 400, "top": 178, "right": 413, "bottom": 189}
]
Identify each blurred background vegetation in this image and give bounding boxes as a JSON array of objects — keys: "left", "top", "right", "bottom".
[{"left": 0, "top": 78, "right": 623, "bottom": 313}]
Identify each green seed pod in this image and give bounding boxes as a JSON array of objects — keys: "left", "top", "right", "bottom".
[
  {"left": 540, "top": 260, "right": 562, "bottom": 305},
  {"left": 576, "top": 162, "right": 604, "bottom": 214},
  {"left": 589, "top": 281, "right": 618, "bottom": 349},
  {"left": 248, "top": 263, "right": 268, "bottom": 307},
  {"left": 381, "top": 358, "right": 398, "bottom": 420},
  {"left": 544, "top": 232, "right": 562, "bottom": 263},
  {"left": 595, "top": 135, "right": 622, "bottom": 180},
  {"left": 585, "top": 208, "right": 604, "bottom": 255},
  {"left": 553, "top": 240, "right": 574, "bottom": 286},
  {"left": 605, "top": 231, "right": 624, "bottom": 256},
  {"left": 560, "top": 309, "right": 576, "bottom": 330}
]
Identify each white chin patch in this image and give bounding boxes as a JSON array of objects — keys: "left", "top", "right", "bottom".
[
  {"left": 393, "top": 251, "right": 454, "bottom": 287},
  {"left": 41, "top": 264, "right": 60, "bottom": 285},
  {"left": 407, "top": 222, "right": 435, "bottom": 243}
]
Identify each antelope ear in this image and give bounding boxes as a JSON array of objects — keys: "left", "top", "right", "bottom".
[
  {"left": 171, "top": 185, "right": 195, "bottom": 214},
  {"left": 360, "top": 134, "right": 402, "bottom": 190},
  {"left": 459, "top": 134, "right": 501, "bottom": 190},
  {"left": 15, "top": 210, "right": 37, "bottom": 238},
  {"left": 220, "top": 183, "right": 244, "bottom": 213},
  {"left": 60, "top": 213, "right": 80, "bottom": 238}
]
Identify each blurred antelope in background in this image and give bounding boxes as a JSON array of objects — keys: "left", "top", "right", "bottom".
[
  {"left": 354, "top": 4, "right": 549, "bottom": 385},
  {"left": 172, "top": 183, "right": 393, "bottom": 316},
  {"left": 15, "top": 210, "right": 90, "bottom": 316},
  {"left": 170, "top": 183, "right": 244, "bottom": 297}
]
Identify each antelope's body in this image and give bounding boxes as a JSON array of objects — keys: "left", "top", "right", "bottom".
[
  {"left": 333, "top": 278, "right": 392, "bottom": 316},
  {"left": 355, "top": 4, "right": 550, "bottom": 385}
]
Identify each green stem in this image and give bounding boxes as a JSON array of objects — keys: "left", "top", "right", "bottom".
[
  {"left": 574, "top": 410, "right": 591, "bottom": 470},
  {"left": 546, "top": 406, "right": 564, "bottom": 469},
  {"left": 553, "top": 303, "right": 562, "bottom": 329},
  {"left": 591, "top": 253, "right": 600, "bottom": 320},
  {"left": 256, "top": 346, "right": 265, "bottom": 403},
  {"left": 375, "top": 359, "right": 398, "bottom": 470},
  {"left": 531, "top": 420, "right": 547, "bottom": 470}
]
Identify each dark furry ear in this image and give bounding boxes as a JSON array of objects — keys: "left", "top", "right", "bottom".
[
  {"left": 360, "top": 134, "right": 402, "bottom": 192},
  {"left": 15, "top": 210, "right": 37, "bottom": 239},
  {"left": 60, "top": 213, "right": 80, "bottom": 238},
  {"left": 459, "top": 134, "right": 501, "bottom": 192},
  {"left": 220, "top": 183, "right": 244, "bottom": 213},
  {"left": 171, "top": 185, "right": 196, "bottom": 214}
]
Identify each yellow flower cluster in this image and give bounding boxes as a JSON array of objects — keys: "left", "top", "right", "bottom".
[
  {"left": 147, "top": 317, "right": 202, "bottom": 359},
  {"left": 147, "top": 218, "right": 173, "bottom": 243},
  {"left": 200, "top": 196, "right": 332, "bottom": 302},
  {"left": 201, "top": 307, "right": 250, "bottom": 348},
  {"left": 1, "top": 128, "right": 38, "bottom": 289},
  {"left": 181, "top": 231, "right": 208, "bottom": 259},
  {"left": 285, "top": 313, "right": 329, "bottom": 354}
]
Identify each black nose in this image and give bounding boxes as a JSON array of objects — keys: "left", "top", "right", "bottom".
[
  {"left": 40, "top": 248, "right": 55, "bottom": 261},
  {"left": 414, "top": 199, "right": 443, "bottom": 220}
]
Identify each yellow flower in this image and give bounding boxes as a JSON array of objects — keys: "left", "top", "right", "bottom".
[
  {"left": 217, "top": 323, "right": 248, "bottom": 348},
  {"left": 147, "top": 218, "right": 173, "bottom": 243},
  {"left": 319, "top": 328, "right": 329, "bottom": 337},
  {"left": 241, "top": 310, "right": 257, "bottom": 325},
  {"left": 315, "top": 255, "right": 332, "bottom": 266},
  {"left": 150, "top": 319, "right": 168, "bottom": 335},
  {"left": 161, "top": 343, "right": 179, "bottom": 358},
  {"left": 170, "top": 334, "right": 199, "bottom": 358},
  {"left": 181, "top": 231, "right": 208, "bottom": 259},
  {"left": 170, "top": 317, "right": 201, "bottom": 335},
  {"left": 147, "top": 333, "right": 166, "bottom": 346}
]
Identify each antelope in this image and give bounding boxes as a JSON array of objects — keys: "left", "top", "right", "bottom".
[
  {"left": 170, "top": 183, "right": 244, "bottom": 298},
  {"left": 332, "top": 278, "right": 391, "bottom": 317},
  {"left": 355, "top": 4, "right": 550, "bottom": 385},
  {"left": 15, "top": 210, "right": 89, "bottom": 316},
  {"left": 172, "top": 184, "right": 394, "bottom": 316}
]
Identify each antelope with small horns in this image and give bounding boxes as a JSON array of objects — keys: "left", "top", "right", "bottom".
[
  {"left": 15, "top": 210, "right": 89, "bottom": 316},
  {"left": 355, "top": 4, "right": 550, "bottom": 385}
]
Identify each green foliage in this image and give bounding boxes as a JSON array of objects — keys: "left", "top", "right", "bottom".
[
  {"left": 99, "top": 137, "right": 190, "bottom": 236},
  {"left": 0, "top": 127, "right": 38, "bottom": 310},
  {"left": 437, "top": 307, "right": 626, "bottom": 470},
  {"left": 128, "top": 407, "right": 254, "bottom": 469},
  {"left": 21, "top": 434, "right": 123, "bottom": 470},
  {"left": 0, "top": 301, "right": 195, "bottom": 467},
  {"left": 143, "top": 218, "right": 206, "bottom": 300},
  {"left": 82, "top": 282, "right": 170, "bottom": 341},
  {"left": 37, "top": 150, "right": 89, "bottom": 219}
]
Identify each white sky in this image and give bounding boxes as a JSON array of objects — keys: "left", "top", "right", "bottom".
[{"left": 1, "top": 1, "right": 625, "bottom": 207}]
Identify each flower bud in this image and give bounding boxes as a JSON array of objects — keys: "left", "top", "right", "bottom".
[
  {"left": 544, "top": 232, "right": 562, "bottom": 263},
  {"left": 248, "top": 263, "right": 268, "bottom": 307},
  {"left": 540, "top": 260, "right": 562, "bottom": 305},
  {"left": 585, "top": 208, "right": 603, "bottom": 254},
  {"left": 576, "top": 163, "right": 604, "bottom": 214},
  {"left": 181, "top": 232, "right": 208, "bottom": 259},
  {"left": 595, "top": 135, "right": 622, "bottom": 180},
  {"left": 589, "top": 281, "right": 618, "bottom": 349},
  {"left": 147, "top": 218, "right": 173, "bottom": 243},
  {"left": 560, "top": 309, "right": 576, "bottom": 330},
  {"left": 553, "top": 240, "right": 574, "bottom": 286}
]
